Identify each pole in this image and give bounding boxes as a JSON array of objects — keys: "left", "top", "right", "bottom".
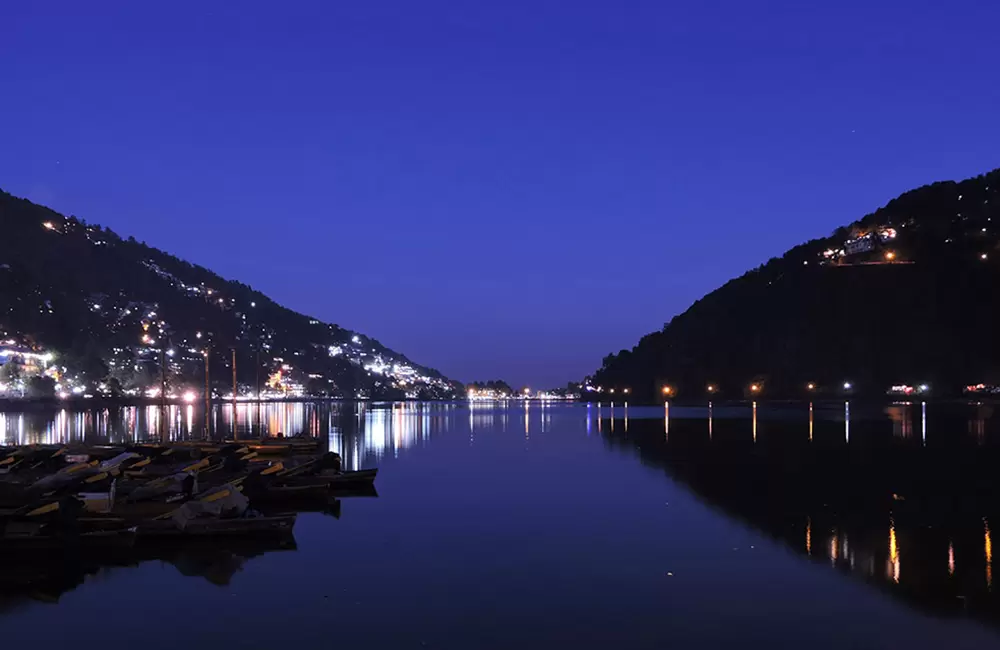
[
  {"left": 204, "top": 348, "right": 211, "bottom": 438},
  {"left": 231, "top": 348, "right": 238, "bottom": 440},
  {"left": 159, "top": 347, "right": 167, "bottom": 441},
  {"left": 255, "top": 348, "right": 261, "bottom": 436}
]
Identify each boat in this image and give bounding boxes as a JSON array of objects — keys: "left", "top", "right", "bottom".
[
  {"left": 1, "top": 519, "right": 137, "bottom": 550},
  {"left": 135, "top": 513, "right": 297, "bottom": 538},
  {"left": 129, "top": 481, "right": 296, "bottom": 538},
  {"left": 273, "top": 451, "right": 341, "bottom": 478},
  {"left": 244, "top": 481, "right": 332, "bottom": 506},
  {"left": 322, "top": 468, "right": 378, "bottom": 487},
  {"left": 0, "top": 442, "right": 367, "bottom": 548},
  {"left": 327, "top": 484, "right": 379, "bottom": 498}
]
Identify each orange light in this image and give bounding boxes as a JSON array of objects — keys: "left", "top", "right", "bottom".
[
  {"left": 750, "top": 384, "right": 760, "bottom": 392},
  {"left": 807, "top": 382, "right": 816, "bottom": 390},
  {"left": 662, "top": 386, "right": 673, "bottom": 396},
  {"left": 885, "top": 251, "right": 896, "bottom": 261},
  {"left": 707, "top": 384, "right": 716, "bottom": 393}
]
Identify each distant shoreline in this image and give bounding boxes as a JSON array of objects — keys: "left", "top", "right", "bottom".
[
  {"left": 0, "top": 395, "right": 570, "bottom": 410},
  {"left": 0, "top": 395, "right": 355, "bottom": 410},
  {"left": 0, "top": 395, "right": 996, "bottom": 412}
]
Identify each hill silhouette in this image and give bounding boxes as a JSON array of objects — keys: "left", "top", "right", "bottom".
[
  {"left": 0, "top": 190, "right": 459, "bottom": 400},
  {"left": 589, "top": 168, "right": 1000, "bottom": 400}
]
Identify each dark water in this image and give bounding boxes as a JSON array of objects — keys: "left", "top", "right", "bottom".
[{"left": 4, "top": 400, "right": 1000, "bottom": 649}]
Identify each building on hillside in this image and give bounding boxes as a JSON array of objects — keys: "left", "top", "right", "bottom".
[
  {"left": 844, "top": 233, "right": 874, "bottom": 255},
  {"left": 0, "top": 345, "right": 53, "bottom": 370}
]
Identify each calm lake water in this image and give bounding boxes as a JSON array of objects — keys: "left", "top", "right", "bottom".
[{"left": 4, "top": 400, "right": 1000, "bottom": 649}]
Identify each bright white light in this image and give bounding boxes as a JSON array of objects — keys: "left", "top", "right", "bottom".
[
  {"left": 166, "top": 349, "right": 175, "bottom": 357},
  {"left": 250, "top": 302, "right": 256, "bottom": 307},
  {"left": 182, "top": 391, "right": 197, "bottom": 403},
  {"left": 352, "top": 335, "right": 361, "bottom": 344},
  {"left": 196, "top": 332, "right": 202, "bottom": 339},
  {"left": 919, "top": 384, "right": 929, "bottom": 392},
  {"left": 843, "top": 382, "right": 852, "bottom": 390}
]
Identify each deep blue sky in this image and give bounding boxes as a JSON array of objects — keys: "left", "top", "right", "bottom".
[{"left": 2, "top": 1, "right": 998, "bottom": 387}]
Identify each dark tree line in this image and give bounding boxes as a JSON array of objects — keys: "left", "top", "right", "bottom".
[{"left": 467, "top": 380, "right": 514, "bottom": 395}]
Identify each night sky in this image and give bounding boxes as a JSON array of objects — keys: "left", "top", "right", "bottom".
[{"left": 2, "top": 2, "right": 998, "bottom": 387}]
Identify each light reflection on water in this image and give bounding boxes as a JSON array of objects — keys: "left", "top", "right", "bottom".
[
  {"left": 594, "top": 399, "right": 1000, "bottom": 631},
  {"left": 0, "top": 401, "right": 454, "bottom": 471}
]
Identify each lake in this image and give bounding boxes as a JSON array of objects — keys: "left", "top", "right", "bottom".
[{"left": 3, "top": 400, "right": 1000, "bottom": 649}]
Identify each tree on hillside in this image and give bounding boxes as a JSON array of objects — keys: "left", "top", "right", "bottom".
[
  {"left": 25, "top": 375, "right": 56, "bottom": 398},
  {"left": 0, "top": 362, "right": 21, "bottom": 384}
]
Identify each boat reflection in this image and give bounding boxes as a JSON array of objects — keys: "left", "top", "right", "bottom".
[
  {"left": 599, "top": 402, "right": 1000, "bottom": 627},
  {"left": 0, "top": 537, "right": 297, "bottom": 611}
]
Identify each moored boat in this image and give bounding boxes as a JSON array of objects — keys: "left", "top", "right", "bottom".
[{"left": 135, "top": 513, "right": 297, "bottom": 538}]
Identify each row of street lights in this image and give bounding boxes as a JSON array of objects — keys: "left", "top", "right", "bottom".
[{"left": 604, "top": 382, "right": 856, "bottom": 397}]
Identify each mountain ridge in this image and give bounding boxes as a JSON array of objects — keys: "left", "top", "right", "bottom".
[
  {"left": 588, "top": 167, "right": 1000, "bottom": 400},
  {"left": 0, "top": 189, "right": 460, "bottom": 400}
]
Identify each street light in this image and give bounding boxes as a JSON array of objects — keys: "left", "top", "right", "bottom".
[
  {"left": 750, "top": 384, "right": 760, "bottom": 393},
  {"left": 662, "top": 386, "right": 674, "bottom": 397},
  {"left": 843, "top": 382, "right": 852, "bottom": 390},
  {"left": 707, "top": 384, "right": 716, "bottom": 393},
  {"left": 807, "top": 382, "right": 816, "bottom": 391}
]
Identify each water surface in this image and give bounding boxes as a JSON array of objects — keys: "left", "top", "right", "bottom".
[{"left": 3, "top": 400, "right": 1000, "bottom": 649}]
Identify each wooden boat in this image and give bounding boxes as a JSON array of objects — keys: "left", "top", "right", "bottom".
[
  {"left": 0, "top": 443, "right": 367, "bottom": 545},
  {"left": 0, "top": 446, "right": 70, "bottom": 478},
  {"left": 321, "top": 468, "right": 378, "bottom": 487},
  {"left": 244, "top": 482, "right": 332, "bottom": 506},
  {"left": 274, "top": 452, "right": 341, "bottom": 478},
  {"left": 134, "top": 513, "right": 297, "bottom": 538},
  {"left": 327, "top": 484, "right": 379, "bottom": 498},
  {"left": 1, "top": 523, "right": 137, "bottom": 550}
]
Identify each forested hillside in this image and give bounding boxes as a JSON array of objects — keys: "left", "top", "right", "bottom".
[
  {"left": 0, "top": 190, "right": 459, "bottom": 400},
  {"left": 590, "top": 168, "right": 1000, "bottom": 400}
]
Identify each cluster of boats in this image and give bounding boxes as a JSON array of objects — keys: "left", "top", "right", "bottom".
[{"left": 0, "top": 438, "right": 377, "bottom": 549}]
